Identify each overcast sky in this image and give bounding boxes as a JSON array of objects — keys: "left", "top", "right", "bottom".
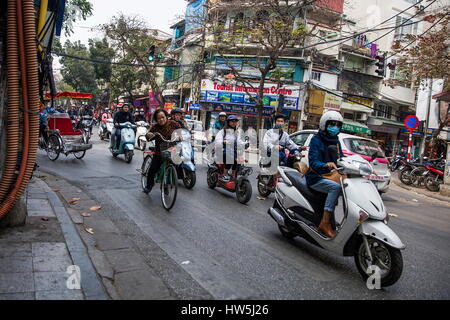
[{"left": 59, "top": 0, "right": 187, "bottom": 45}]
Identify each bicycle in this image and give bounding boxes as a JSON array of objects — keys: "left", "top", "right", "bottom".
[{"left": 140, "top": 132, "right": 179, "bottom": 210}]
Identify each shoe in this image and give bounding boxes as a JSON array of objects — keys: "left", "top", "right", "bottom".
[{"left": 318, "top": 221, "right": 336, "bottom": 238}]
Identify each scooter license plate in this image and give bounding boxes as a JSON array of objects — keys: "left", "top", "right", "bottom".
[{"left": 364, "top": 175, "right": 386, "bottom": 181}]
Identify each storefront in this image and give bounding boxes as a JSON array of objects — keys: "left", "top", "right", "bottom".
[{"left": 199, "top": 79, "right": 303, "bottom": 131}]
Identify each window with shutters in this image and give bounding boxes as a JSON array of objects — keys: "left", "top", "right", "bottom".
[{"left": 394, "top": 16, "right": 419, "bottom": 41}]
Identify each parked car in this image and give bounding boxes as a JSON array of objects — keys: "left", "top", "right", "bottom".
[{"left": 289, "top": 130, "right": 391, "bottom": 193}]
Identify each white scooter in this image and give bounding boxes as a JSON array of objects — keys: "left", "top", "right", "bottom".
[
  {"left": 135, "top": 121, "right": 149, "bottom": 150},
  {"left": 268, "top": 149, "right": 405, "bottom": 287}
]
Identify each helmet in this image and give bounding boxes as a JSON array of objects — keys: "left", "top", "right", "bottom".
[
  {"left": 319, "top": 111, "right": 343, "bottom": 131},
  {"left": 184, "top": 115, "right": 191, "bottom": 119},
  {"left": 227, "top": 115, "right": 238, "bottom": 122},
  {"left": 219, "top": 112, "right": 227, "bottom": 117},
  {"left": 172, "top": 107, "right": 183, "bottom": 114}
]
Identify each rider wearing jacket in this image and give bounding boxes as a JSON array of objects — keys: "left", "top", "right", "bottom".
[
  {"left": 305, "top": 111, "right": 345, "bottom": 238},
  {"left": 143, "top": 109, "right": 181, "bottom": 194},
  {"left": 113, "top": 104, "right": 134, "bottom": 149},
  {"left": 212, "top": 112, "right": 227, "bottom": 141},
  {"left": 214, "top": 115, "right": 245, "bottom": 182},
  {"left": 263, "top": 114, "right": 301, "bottom": 167}
]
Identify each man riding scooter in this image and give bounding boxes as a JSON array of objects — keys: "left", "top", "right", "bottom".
[
  {"left": 112, "top": 103, "right": 134, "bottom": 150},
  {"left": 263, "top": 114, "right": 302, "bottom": 168},
  {"left": 305, "top": 111, "right": 345, "bottom": 238}
]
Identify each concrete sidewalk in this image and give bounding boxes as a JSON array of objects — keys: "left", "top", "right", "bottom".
[
  {"left": 0, "top": 177, "right": 107, "bottom": 300},
  {"left": 391, "top": 173, "right": 450, "bottom": 204},
  {"left": 32, "top": 170, "right": 177, "bottom": 300}
]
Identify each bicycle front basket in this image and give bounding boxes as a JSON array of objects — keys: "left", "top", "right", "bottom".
[{"left": 161, "top": 150, "right": 172, "bottom": 161}]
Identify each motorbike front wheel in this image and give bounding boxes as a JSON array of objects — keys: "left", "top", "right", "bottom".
[
  {"left": 399, "top": 168, "right": 413, "bottom": 185},
  {"left": 207, "top": 168, "right": 218, "bottom": 189},
  {"left": 354, "top": 237, "right": 403, "bottom": 287},
  {"left": 257, "top": 175, "right": 272, "bottom": 198},
  {"left": 182, "top": 169, "right": 196, "bottom": 189},
  {"left": 425, "top": 175, "right": 441, "bottom": 192},
  {"left": 236, "top": 179, "right": 252, "bottom": 204},
  {"left": 125, "top": 150, "right": 133, "bottom": 163}
]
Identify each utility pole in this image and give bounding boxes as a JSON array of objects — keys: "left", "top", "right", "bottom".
[
  {"left": 298, "top": 61, "right": 312, "bottom": 130},
  {"left": 420, "top": 78, "right": 434, "bottom": 157}
]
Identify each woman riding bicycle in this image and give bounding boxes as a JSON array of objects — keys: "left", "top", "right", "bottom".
[{"left": 144, "top": 109, "right": 181, "bottom": 194}]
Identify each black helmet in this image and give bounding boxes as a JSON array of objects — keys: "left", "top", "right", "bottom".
[{"left": 172, "top": 107, "right": 183, "bottom": 115}]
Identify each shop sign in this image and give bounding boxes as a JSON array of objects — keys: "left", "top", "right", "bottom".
[
  {"left": 342, "top": 122, "right": 372, "bottom": 135},
  {"left": 189, "top": 103, "right": 201, "bottom": 110},
  {"left": 400, "top": 128, "right": 436, "bottom": 136},
  {"left": 323, "top": 92, "right": 342, "bottom": 112},
  {"left": 345, "top": 95, "right": 372, "bottom": 107},
  {"left": 217, "top": 104, "right": 274, "bottom": 117},
  {"left": 200, "top": 79, "right": 300, "bottom": 110}
]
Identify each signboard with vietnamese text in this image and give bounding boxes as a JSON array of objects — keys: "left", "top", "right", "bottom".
[
  {"left": 200, "top": 79, "right": 300, "bottom": 110},
  {"left": 323, "top": 92, "right": 342, "bottom": 112}
]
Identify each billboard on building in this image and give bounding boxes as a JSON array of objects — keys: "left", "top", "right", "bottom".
[
  {"left": 200, "top": 79, "right": 301, "bottom": 110},
  {"left": 416, "top": 78, "right": 444, "bottom": 129},
  {"left": 185, "top": 0, "right": 207, "bottom": 33}
]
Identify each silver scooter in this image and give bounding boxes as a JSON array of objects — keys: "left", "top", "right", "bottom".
[{"left": 268, "top": 150, "right": 405, "bottom": 287}]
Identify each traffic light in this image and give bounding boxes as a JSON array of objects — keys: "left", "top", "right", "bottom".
[
  {"left": 148, "top": 45, "right": 156, "bottom": 62},
  {"left": 375, "top": 53, "right": 386, "bottom": 77}
]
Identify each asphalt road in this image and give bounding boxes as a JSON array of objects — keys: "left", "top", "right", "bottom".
[{"left": 36, "top": 133, "right": 450, "bottom": 299}]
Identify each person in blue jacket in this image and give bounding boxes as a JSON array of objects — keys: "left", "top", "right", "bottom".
[{"left": 305, "top": 111, "right": 345, "bottom": 238}]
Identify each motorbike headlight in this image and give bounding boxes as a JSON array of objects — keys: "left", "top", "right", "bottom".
[{"left": 359, "top": 163, "right": 373, "bottom": 176}]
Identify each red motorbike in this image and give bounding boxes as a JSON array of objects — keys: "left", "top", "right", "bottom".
[{"left": 424, "top": 160, "right": 445, "bottom": 192}]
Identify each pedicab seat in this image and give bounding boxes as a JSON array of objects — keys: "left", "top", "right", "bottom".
[{"left": 47, "top": 113, "right": 83, "bottom": 136}]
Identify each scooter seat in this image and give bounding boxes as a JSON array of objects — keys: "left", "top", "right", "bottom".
[{"left": 284, "top": 171, "right": 327, "bottom": 205}]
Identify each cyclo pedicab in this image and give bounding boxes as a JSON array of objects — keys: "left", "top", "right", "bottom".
[{"left": 41, "top": 113, "right": 92, "bottom": 161}]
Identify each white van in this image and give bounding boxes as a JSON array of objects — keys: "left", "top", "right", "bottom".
[{"left": 290, "top": 130, "right": 391, "bottom": 193}]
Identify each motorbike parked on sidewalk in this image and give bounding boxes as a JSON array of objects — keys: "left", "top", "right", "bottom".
[
  {"left": 135, "top": 121, "right": 149, "bottom": 151},
  {"left": 389, "top": 155, "right": 407, "bottom": 172},
  {"left": 110, "top": 122, "right": 137, "bottom": 163},
  {"left": 267, "top": 149, "right": 405, "bottom": 287},
  {"left": 423, "top": 159, "right": 445, "bottom": 192}
]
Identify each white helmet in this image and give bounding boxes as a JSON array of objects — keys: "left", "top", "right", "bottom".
[
  {"left": 319, "top": 111, "right": 343, "bottom": 131},
  {"left": 219, "top": 112, "right": 227, "bottom": 117}
]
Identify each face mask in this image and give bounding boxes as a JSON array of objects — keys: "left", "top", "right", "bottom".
[
  {"left": 273, "top": 124, "right": 284, "bottom": 130},
  {"left": 327, "top": 126, "right": 340, "bottom": 136}
]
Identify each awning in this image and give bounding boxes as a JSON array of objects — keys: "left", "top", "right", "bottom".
[
  {"left": 45, "top": 92, "right": 93, "bottom": 100},
  {"left": 342, "top": 120, "right": 372, "bottom": 135},
  {"left": 382, "top": 119, "right": 404, "bottom": 127},
  {"left": 341, "top": 101, "right": 372, "bottom": 113}
]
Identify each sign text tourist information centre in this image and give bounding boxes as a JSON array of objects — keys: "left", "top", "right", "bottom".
[{"left": 200, "top": 79, "right": 301, "bottom": 110}]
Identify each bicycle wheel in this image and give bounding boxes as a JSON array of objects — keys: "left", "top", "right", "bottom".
[
  {"left": 161, "top": 164, "right": 178, "bottom": 211},
  {"left": 46, "top": 135, "right": 61, "bottom": 161},
  {"left": 141, "top": 155, "right": 152, "bottom": 191}
]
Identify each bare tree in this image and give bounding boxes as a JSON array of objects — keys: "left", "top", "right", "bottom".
[{"left": 206, "top": 0, "right": 315, "bottom": 131}]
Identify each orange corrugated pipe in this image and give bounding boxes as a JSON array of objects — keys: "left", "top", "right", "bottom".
[
  {"left": 0, "top": 0, "right": 39, "bottom": 218},
  {"left": 23, "top": 0, "right": 40, "bottom": 189},
  {"left": 0, "top": 0, "right": 21, "bottom": 203}
]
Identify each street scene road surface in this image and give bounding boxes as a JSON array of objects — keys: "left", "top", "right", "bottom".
[{"left": 35, "top": 135, "right": 450, "bottom": 299}]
